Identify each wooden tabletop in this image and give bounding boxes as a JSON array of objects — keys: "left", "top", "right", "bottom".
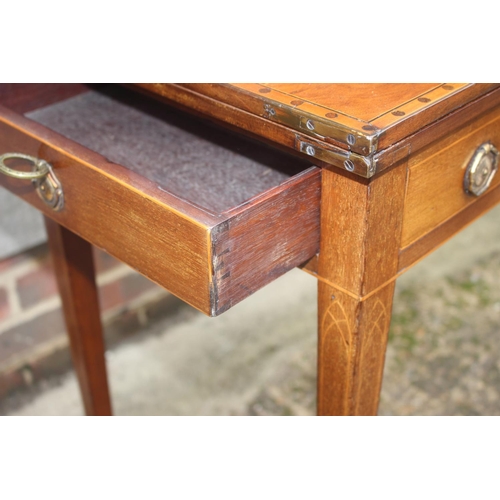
[
  {"left": 140, "top": 84, "right": 497, "bottom": 150},
  {"left": 136, "top": 83, "right": 500, "bottom": 178}
]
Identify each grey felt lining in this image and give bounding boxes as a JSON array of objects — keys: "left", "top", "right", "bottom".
[{"left": 27, "top": 86, "right": 310, "bottom": 214}]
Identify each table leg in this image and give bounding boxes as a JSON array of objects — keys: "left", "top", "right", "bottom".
[
  {"left": 44, "top": 217, "right": 112, "bottom": 416},
  {"left": 317, "top": 281, "right": 396, "bottom": 415},
  {"left": 316, "top": 163, "right": 407, "bottom": 415}
]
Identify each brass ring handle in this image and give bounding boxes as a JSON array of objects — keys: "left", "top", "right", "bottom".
[
  {"left": 0, "top": 153, "right": 50, "bottom": 179},
  {"left": 0, "top": 152, "right": 64, "bottom": 211}
]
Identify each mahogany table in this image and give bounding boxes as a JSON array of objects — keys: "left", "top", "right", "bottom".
[{"left": 0, "top": 83, "right": 499, "bottom": 415}]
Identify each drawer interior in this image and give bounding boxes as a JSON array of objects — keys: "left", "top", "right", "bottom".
[
  {"left": 22, "top": 85, "right": 312, "bottom": 214},
  {"left": 0, "top": 84, "right": 320, "bottom": 315}
]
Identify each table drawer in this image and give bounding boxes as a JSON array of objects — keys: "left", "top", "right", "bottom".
[
  {"left": 0, "top": 85, "right": 320, "bottom": 316},
  {"left": 402, "top": 102, "right": 500, "bottom": 248}
]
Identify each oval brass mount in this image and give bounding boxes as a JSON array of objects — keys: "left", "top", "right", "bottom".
[
  {"left": 0, "top": 153, "right": 64, "bottom": 210},
  {"left": 464, "top": 143, "right": 499, "bottom": 197}
]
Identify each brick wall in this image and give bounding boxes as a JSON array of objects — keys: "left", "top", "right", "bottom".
[{"left": 0, "top": 244, "right": 170, "bottom": 399}]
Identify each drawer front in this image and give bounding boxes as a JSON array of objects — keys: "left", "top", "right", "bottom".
[
  {"left": 0, "top": 107, "right": 214, "bottom": 313},
  {"left": 0, "top": 87, "right": 320, "bottom": 316},
  {"left": 401, "top": 103, "right": 500, "bottom": 248}
]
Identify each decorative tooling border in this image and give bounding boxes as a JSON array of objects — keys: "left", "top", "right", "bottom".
[
  {"left": 139, "top": 83, "right": 497, "bottom": 178},
  {"left": 233, "top": 83, "right": 468, "bottom": 142}
]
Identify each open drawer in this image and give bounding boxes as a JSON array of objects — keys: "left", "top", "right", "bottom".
[{"left": 0, "top": 85, "right": 320, "bottom": 316}]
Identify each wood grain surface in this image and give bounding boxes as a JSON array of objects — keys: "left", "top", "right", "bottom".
[
  {"left": 212, "top": 168, "right": 320, "bottom": 315},
  {"left": 401, "top": 103, "right": 500, "bottom": 248},
  {"left": 318, "top": 162, "right": 408, "bottom": 296},
  {"left": 147, "top": 84, "right": 497, "bottom": 151},
  {"left": 244, "top": 83, "right": 441, "bottom": 121},
  {"left": 318, "top": 283, "right": 395, "bottom": 415},
  {"left": 0, "top": 84, "right": 93, "bottom": 113},
  {"left": 317, "top": 164, "right": 407, "bottom": 415},
  {"left": 373, "top": 87, "right": 500, "bottom": 172},
  {"left": 399, "top": 180, "right": 500, "bottom": 271},
  {"left": 45, "top": 217, "right": 112, "bottom": 416}
]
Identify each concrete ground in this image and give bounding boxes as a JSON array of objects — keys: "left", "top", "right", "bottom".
[{"left": 2, "top": 204, "right": 500, "bottom": 416}]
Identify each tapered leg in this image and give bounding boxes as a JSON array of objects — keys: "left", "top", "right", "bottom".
[
  {"left": 316, "top": 161, "right": 408, "bottom": 415},
  {"left": 45, "top": 217, "right": 112, "bottom": 416},
  {"left": 317, "top": 282, "right": 396, "bottom": 415}
]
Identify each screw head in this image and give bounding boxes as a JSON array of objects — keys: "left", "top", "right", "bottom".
[
  {"left": 306, "top": 120, "right": 315, "bottom": 131},
  {"left": 264, "top": 104, "right": 276, "bottom": 116},
  {"left": 305, "top": 145, "right": 316, "bottom": 156},
  {"left": 347, "top": 134, "right": 356, "bottom": 145},
  {"left": 344, "top": 159, "right": 355, "bottom": 172}
]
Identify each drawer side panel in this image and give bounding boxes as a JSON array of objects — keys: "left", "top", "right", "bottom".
[{"left": 211, "top": 168, "right": 321, "bottom": 316}]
